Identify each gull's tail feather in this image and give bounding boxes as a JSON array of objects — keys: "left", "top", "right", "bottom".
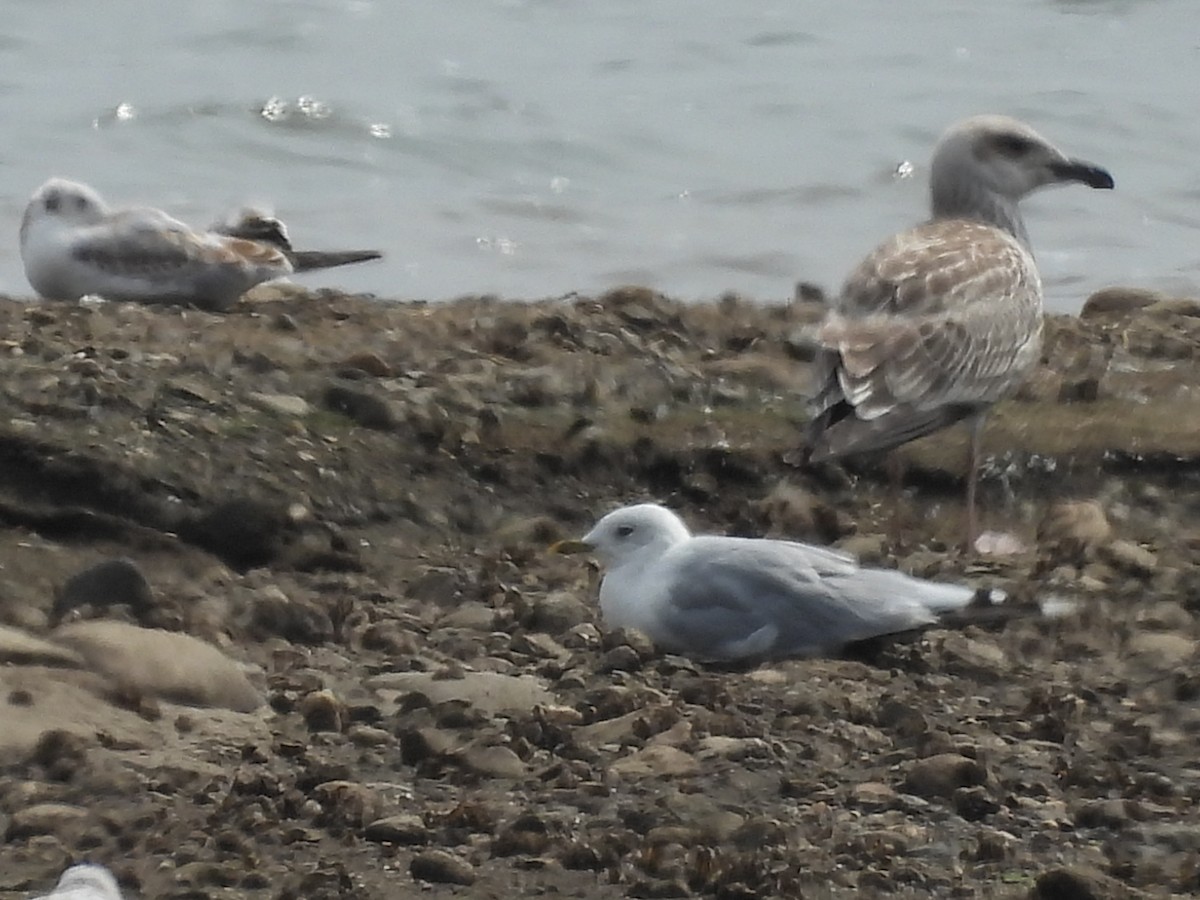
[{"left": 290, "top": 249, "right": 383, "bottom": 272}]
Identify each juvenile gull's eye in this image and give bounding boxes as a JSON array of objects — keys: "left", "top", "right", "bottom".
[
  {"left": 43, "top": 191, "right": 61, "bottom": 213},
  {"left": 615, "top": 525, "right": 635, "bottom": 538},
  {"left": 994, "top": 134, "right": 1034, "bottom": 157},
  {"left": 74, "top": 194, "right": 89, "bottom": 211}
]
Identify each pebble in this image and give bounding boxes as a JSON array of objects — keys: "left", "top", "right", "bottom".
[
  {"left": 363, "top": 814, "right": 430, "bottom": 845},
  {"left": 610, "top": 746, "right": 699, "bottom": 778},
  {"left": 410, "top": 849, "right": 476, "bottom": 886},
  {"left": 460, "top": 745, "right": 526, "bottom": 779},
  {"left": 54, "top": 558, "right": 155, "bottom": 624},
  {"left": 310, "top": 781, "right": 382, "bottom": 829},
  {"left": 1099, "top": 539, "right": 1158, "bottom": 577},
  {"left": 248, "top": 392, "right": 311, "bottom": 417},
  {"left": 299, "top": 689, "right": 345, "bottom": 733},
  {"left": 902, "top": 753, "right": 988, "bottom": 799},
  {"left": 50, "top": 620, "right": 263, "bottom": 712},
  {"left": 323, "top": 381, "right": 397, "bottom": 430},
  {"left": 5, "top": 802, "right": 88, "bottom": 839}
]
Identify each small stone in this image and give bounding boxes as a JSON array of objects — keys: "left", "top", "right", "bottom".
[
  {"left": 511, "top": 632, "right": 569, "bottom": 661},
  {"left": 493, "top": 813, "right": 553, "bottom": 856},
  {"left": 1073, "top": 798, "right": 1136, "bottom": 829},
  {"left": 1037, "top": 500, "right": 1111, "bottom": 564},
  {"left": 54, "top": 558, "right": 154, "bottom": 624},
  {"left": 460, "top": 745, "right": 526, "bottom": 779},
  {"left": 347, "top": 725, "right": 391, "bottom": 747},
  {"left": 1100, "top": 539, "right": 1157, "bottom": 577},
  {"left": 399, "top": 726, "right": 459, "bottom": 765},
  {"left": 1125, "top": 632, "right": 1195, "bottom": 667},
  {"left": 5, "top": 802, "right": 88, "bottom": 839},
  {"left": 597, "top": 645, "right": 642, "bottom": 673},
  {"left": 340, "top": 351, "right": 392, "bottom": 377},
  {"left": 1031, "top": 866, "right": 1123, "bottom": 900},
  {"left": 836, "top": 533, "right": 887, "bottom": 565},
  {"left": 953, "top": 785, "right": 1000, "bottom": 821},
  {"left": 0, "top": 625, "right": 84, "bottom": 667},
  {"left": 850, "top": 782, "right": 899, "bottom": 812},
  {"left": 50, "top": 620, "right": 263, "bottom": 712},
  {"left": 248, "top": 392, "right": 311, "bottom": 417},
  {"left": 562, "top": 622, "right": 602, "bottom": 650},
  {"left": 611, "top": 745, "right": 699, "bottom": 778},
  {"left": 364, "top": 814, "right": 430, "bottom": 845},
  {"left": 602, "top": 626, "right": 656, "bottom": 660},
  {"left": 903, "top": 753, "right": 988, "bottom": 799},
  {"left": 754, "top": 482, "right": 851, "bottom": 543},
  {"left": 1079, "top": 287, "right": 1165, "bottom": 319},
  {"left": 323, "top": 381, "right": 396, "bottom": 430},
  {"left": 180, "top": 497, "right": 291, "bottom": 570},
  {"left": 311, "top": 781, "right": 382, "bottom": 829},
  {"left": 299, "top": 689, "right": 345, "bottom": 732},
  {"left": 410, "top": 849, "right": 476, "bottom": 886},
  {"left": 524, "top": 591, "right": 590, "bottom": 634},
  {"left": 436, "top": 603, "right": 496, "bottom": 631}
]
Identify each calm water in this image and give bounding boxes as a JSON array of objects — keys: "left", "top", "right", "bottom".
[{"left": 0, "top": 0, "right": 1196, "bottom": 311}]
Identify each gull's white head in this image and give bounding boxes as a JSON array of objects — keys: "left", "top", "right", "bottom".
[
  {"left": 931, "top": 115, "right": 1113, "bottom": 208},
  {"left": 54, "top": 864, "right": 123, "bottom": 900},
  {"left": 21, "top": 178, "right": 109, "bottom": 240},
  {"left": 572, "top": 503, "right": 692, "bottom": 568}
]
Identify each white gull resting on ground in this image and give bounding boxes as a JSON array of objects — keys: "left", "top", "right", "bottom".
[
  {"left": 19, "top": 178, "right": 382, "bottom": 312},
  {"left": 30, "top": 864, "right": 123, "bottom": 900},
  {"left": 552, "top": 502, "right": 1000, "bottom": 662},
  {"left": 805, "top": 115, "right": 1113, "bottom": 548}
]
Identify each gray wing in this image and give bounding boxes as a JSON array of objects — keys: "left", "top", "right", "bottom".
[
  {"left": 806, "top": 219, "right": 1044, "bottom": 460},
  {"left": 653, "top": 536, "right": 972, "bottom": 661}
]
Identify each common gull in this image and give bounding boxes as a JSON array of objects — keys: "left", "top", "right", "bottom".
[
  {"left": 553, "top": 502, "right": 998, "bottom": 662},
  {"left": 30, "top": 864, "right": 122, "bottom": 900},
  {"left": 20, "top": 178, "right": 382, "bottom": 311},
  {"left": 805, "top": 115, "right": 1114, "bottom": 547}
]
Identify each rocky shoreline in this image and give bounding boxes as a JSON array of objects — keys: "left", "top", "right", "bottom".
[{"left": 0, "top": 284, "right": 1198, "bottom": 899}]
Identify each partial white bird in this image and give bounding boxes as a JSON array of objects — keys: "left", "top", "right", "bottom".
[
  {"left": 31, "top": 864, "right": 122, "bottom": 900},
  {"left": 553, "top": 503, "right": 999, "bottom": 662},
  {"left": 19, "top": 178, "right": 382, "bottom": 312},
  {"left": 805, "top": 115, "right": 1114, "bottom": 548}
]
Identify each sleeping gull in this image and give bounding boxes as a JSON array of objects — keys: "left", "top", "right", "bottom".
[
  {"left": 552, "top": 502, "right": 997, "bottom": 662},
  {"left": 31, "top": 864, "right": 123, "bottom": 900},
  {"left": 805, "top": 115, "right": 1114, "bottom": 548},
  {"left": 19, "top": 178, "right": 382, "bottom": 312}
]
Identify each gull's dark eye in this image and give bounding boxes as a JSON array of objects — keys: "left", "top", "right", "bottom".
[
  {"left": 43, "top": 191, "right": 61, "bottom": 213},
  {"left": 615, "top": 524, "right": 635, "bottom": 538},
  {"left": 73, "top": 194, "right": 89, "bottom": 211},
  {"left": 994, "top": 134, "right": 1035, "bottom": 157}
]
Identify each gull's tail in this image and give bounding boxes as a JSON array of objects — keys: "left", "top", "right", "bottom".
[
  {"left": 290, "top": 249, "right": 384, "bottom": 272},
  {"left": 211, "top": 208, "right": 383, "bottom": 272}
]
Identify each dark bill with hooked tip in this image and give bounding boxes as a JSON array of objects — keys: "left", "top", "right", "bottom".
[
  {"left": 549, "top": 539, "right": 595, "bottom": 555},
  {"left": 1050, "top": 158, "right": 1115, "bottom": 190}
]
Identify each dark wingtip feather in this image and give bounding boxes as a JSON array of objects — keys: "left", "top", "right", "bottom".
[
  {"left": 806, "top": 404, "right": 980, "bottom": 463},
  {"left": 290, "top": 249, "right": 384, "bottom": 272}
]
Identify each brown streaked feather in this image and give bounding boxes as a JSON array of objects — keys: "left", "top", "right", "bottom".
[{"left": 808, "top": 218, "right": 1042, "bottom": 459}]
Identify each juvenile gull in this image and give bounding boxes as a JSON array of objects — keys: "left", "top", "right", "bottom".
[
  {"left": 31, "top": 864, "right": 123, "bottom": 900},
  {"left": 20, "top": 178, "right": 383, "bottom": 312},
  {"left": 553, "top": 502, "right": 996, "bottom": 662},
  {"left": 806, "top": 115, "right": 1113, "bottom": 547}
]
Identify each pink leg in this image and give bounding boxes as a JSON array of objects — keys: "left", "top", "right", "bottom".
[
  {"left": 964, "top": 414, "right": 986, "bottom": 552},
  {"left": 886, "top": 452, "right": 906, "bottom": 549}
]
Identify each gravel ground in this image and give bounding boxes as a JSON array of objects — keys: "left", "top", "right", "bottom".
[{"left": 0, "top": 284, "right": 1198, "bottom": 899}]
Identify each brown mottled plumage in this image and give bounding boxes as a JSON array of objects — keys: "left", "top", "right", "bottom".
[
  {"left": 20, "top": 178, "right": 382, "bottom": 312},
  {"left": 806, "top": 115, "right": 1114, "bottom": 547}
]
